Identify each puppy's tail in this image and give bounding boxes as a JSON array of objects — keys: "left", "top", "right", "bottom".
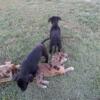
[{"left": 41, "top": 37, "right": 50, "bottom": 44}]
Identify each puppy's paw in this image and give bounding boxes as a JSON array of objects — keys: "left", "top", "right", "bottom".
[
  {"left": 68, "top": 67, "right": 74, "bottom": 71},
  {"left": 42, "top": 80, "right": 49, "bottom": 85},
  {"left": 65, "top": 67, "right": 74, "bottom": 73},
  {"left": 42, "top": 85, "right": 47, "bottom": 89},
  {"left": 39, "top": 84, "right": 47, "bottom": 89}
]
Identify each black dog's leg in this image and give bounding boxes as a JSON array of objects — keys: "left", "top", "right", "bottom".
[
  {"left": 42, "top": 45, "right": 49, "bottom": 63},
  {"left": 49, "top": 42, "right": 52, "bottom": 54},
  {"left": 54, "top": 45, "right": 56, "bottom": 53},
  {"left": 58, "top": 41, "right": 62, "bottom": 52},
  {"left": 44, "top": 53, "right": 48, "bottom": 63}
]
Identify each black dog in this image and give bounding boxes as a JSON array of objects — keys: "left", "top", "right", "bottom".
[
  {"left": 48, "top": 16, "right": 62, "bottom": 53},
  {"left": 14, "top": 40, "right": 48, "bottom": 91}
]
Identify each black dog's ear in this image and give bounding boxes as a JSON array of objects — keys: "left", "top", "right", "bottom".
[
  {"left": 48, "top": 17, "right": 52, "bottom": 22},
  {"left": 27, "top": 74, "right": 33, "bottom": 82},
  {"left": 48, "top": 16, "right": 61, "bottom": 22},
  {"left": 18, "top": 78, "right": 24, "bottom": 85},
  {"left": 17, "top": 78, "right": 26, "bottom": 91},
  {"left": 58, "top": 17, "right": 61, "bottom": 21}
]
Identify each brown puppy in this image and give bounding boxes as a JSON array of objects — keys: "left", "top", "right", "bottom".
[
  {"left": 35, "top": 52, "right": 74, "bottom": 88},
  {"left": 3, "top": 52, "right": 74, "bottom": 88}
]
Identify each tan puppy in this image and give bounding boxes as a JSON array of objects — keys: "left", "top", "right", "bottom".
[
  {"left": 0, "top": 52, "right": 74, "bottom": 88},
  {"left": 35, "top": 52, "right": 74, "bottom": 88}
]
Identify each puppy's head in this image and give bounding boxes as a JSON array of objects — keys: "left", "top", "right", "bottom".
[
  {"left": 57, "top": 52, "right": 68, "bottom": 64},
  {"left": 48, "top": 16, "right": 61, "bottom": 25},
  {"left": 14, "top": 73, "right": 33, "bottom": 91},
  {"left": 51, "top": 52, "right": 68, "bottom": 66}
]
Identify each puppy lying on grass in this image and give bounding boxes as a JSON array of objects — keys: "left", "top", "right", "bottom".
[
  {"left": 35, "top": 52, "right": 74, "bottom": 88},
  {"left": 0, "top": 52, "right": 74, "bottom": 89},
  {"left": 14, "top": 52, "right": 74, "bottom": 88}
]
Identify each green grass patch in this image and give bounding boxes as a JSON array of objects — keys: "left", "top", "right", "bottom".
[{"left": 0, "top": 0, "right": 100, "bottom": 100}]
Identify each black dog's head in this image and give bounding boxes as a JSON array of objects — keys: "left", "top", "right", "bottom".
[
  {"left": 14, "top": 73, "right": 33, "bottom": 91},
  {"left": 48, "top": 16, "right": 61, "bottom": 25}
]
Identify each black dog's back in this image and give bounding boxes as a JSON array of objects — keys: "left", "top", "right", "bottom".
[
  {"left": 50, "top": 26, "right": 61, "bottom": 45},
  {"left": 48, "top": 16, "right": 62, "bottom": 53},
  {"left": 21, "top": 45, "right": 43, "bottom": 76},
  {"left": 50, "top": 25, "right": 61, "bottom": 37}
]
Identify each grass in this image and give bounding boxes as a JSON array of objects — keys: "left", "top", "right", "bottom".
[{"left": 0, "top": 0, "right": 100, "bottom": 100}]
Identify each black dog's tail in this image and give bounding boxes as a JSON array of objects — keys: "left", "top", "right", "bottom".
[
  {"left": 41, "top": 37, "right": 50, "bottom": 44},
  {"left": 41, "top": 35, "right": 73, "bottom": 44}
]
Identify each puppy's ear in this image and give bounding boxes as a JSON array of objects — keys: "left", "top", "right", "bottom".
[{"left": 27, "top": 74, "right": 33, "bottom": 82}]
